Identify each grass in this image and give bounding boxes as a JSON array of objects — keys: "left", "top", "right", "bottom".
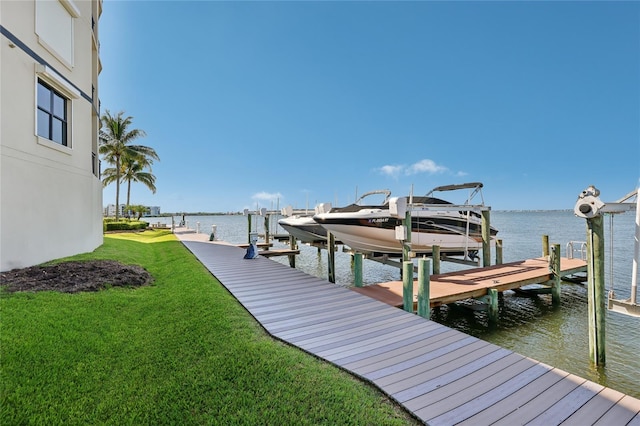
[{"left": 1, "top": 230, "right": 420, "bottom": 425}]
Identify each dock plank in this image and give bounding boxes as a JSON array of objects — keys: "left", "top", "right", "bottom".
[{"left": 175, "top": 235, "right": 640, "bottom": 425}]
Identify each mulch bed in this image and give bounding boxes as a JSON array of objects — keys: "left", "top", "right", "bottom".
[{"left": 0, "top": 260, "right": 153, "bottom": 293}]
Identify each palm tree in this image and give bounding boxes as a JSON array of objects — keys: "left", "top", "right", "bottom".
[
  {"left": 99, "top": 110, "right": 158, "bottom": 220},
  {"left": 121, "top": 153, "right": 157, "bottom": 208}
]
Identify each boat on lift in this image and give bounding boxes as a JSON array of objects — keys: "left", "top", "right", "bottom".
[
  {"left": 313, "top": 182, "right": 498, "bottom": 258},
  {"left": 278, "top": 190, "right": 392, "bottom": 244}
]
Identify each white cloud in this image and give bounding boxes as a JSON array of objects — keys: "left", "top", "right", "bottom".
[
  {"left": 378, "top": 164, "right": 404, "bottom": 178},
  {"left": 407, "top": 159, "right": 448, "bottom": 175},
  {"left": 251, "top": 191, "right": 283, "bottom": 202}
]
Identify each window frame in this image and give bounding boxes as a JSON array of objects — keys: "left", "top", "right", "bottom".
[
  {"left": 34, "top": 64, "right": 79, "bottom": 152},
  {"left": 37, "top": 79, "right": 68, "bottom": 146}
]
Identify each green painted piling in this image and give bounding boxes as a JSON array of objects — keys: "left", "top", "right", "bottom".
[
  {"left": 432, "top": 245, "right": 440, "bottom": 275},
  {"left": 403, "top": 210, "right": 412, "bottom": 263},
  {"left": 417, "top": 258, "right": 430, "bottom": 319},
  {"left": 495, "top": 239, "right": 503, "bottom": 265},
  {"left": 586, "top": 215, "right": 606, "bottom": 365},
  {"left": 487, "top": 288, "right": 499, "bottom": 323},
  {"left": 403, "top": 261, "right": 414, "bottom": 313},
  {"left": 354, "top": 253, "right": 363, "bottom": 287}
]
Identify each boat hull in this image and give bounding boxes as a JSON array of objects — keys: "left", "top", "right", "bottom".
[{"left": 278, "top": 216, "right": 327, "bottom": 243}]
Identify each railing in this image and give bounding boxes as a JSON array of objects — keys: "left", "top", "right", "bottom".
[{"left": 566, "top": 241, "right": 587, "bottom": 260}]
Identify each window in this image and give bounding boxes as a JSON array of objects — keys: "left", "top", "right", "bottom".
[{"left": 37, "top": 79, "right": 68, "bottom": 146}]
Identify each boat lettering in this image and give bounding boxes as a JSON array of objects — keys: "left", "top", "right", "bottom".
[{"left": 368, "top": 218, "right": 389, "bottom": 224}]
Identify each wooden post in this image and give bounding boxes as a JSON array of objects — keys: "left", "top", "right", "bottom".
[
  {"left": 247, "top": 214, "right": 252, "bottom": 244},
  {"left": 542, "top": 235, "right": 549, "bottom": 257},
  {"left": 403, "top": 261, "right": 414, "bottom": 313},
  {"left": 495, "top": 239, "right": 503, "bottom": 265},
  {"left": 417, "top": 258, "right": 431, "bottom": 319},
  {"left": 354, "top": 253, "right": 363, "bottom": 287},
  {"left": 550, "top": 243, "right": 561, "bottom": 306},
  {"left": 482, "top": 209, "right": 491, "bottom": 267},
  {"left": 432, "top": 245, "right": 441, "bottom": 275},
  {"left": 487, "top": 288, "right": 499, "bottom": 324},
  {"left": 288, "top": 235, "right": 297, "bottom": 268},
  {"left": 328, "top": 231, "right": 336, "bottom": 283},
  {"left": 586, "top": 215, "right": 606, "bottom": 365},
  {"left": 264, "top": 215, "right": 270, "bottom": 245},
  {"left": 403, "top": 210, "right": 412, "bottom": 262}
]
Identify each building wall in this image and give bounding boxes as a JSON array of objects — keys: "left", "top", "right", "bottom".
[{"left": 1, "top": 0, "right": 103, "bottom": 271}]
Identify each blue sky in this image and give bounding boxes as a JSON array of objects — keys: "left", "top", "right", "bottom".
[{"left": 99, "top": 1, "right": 639, "bottom": 213}]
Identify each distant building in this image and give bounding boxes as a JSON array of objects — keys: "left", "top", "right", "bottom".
[
  {"left": 104, "top": 204, "right": 126, "bottom": 217},
  {"left": 1, "top": 0, "right": 103, "bottom": 271},
  {"left": 104, "top": 205, "right": 160, "bottom": 217}
]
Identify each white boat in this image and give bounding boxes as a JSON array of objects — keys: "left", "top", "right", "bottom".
[
  {"left": 278, "top": 190, "right": 392, "bottom": 244},
  {"left": 313, "top": 182, "right": 498, "bottom": 258}
]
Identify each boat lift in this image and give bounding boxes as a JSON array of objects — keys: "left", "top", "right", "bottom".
[{"left": 574, "top": 186, "right": 639, "bottom": 318}]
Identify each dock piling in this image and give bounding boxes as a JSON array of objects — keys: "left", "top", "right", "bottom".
[
  {"left": 432, "top": 245, "right": 441, "bottom": 274},
  {"left": 402, "top": 261, "right": 414, "bottom": 313},
  {"left": 587, "top": 214, "right": 606, "bottom": 365},
  {"left": 482, "top": 209, "right": 491, "bottom": 267},
  {"left": 354, "top": 253, "right": 363, "bottom": 287},
  {"left": 550, "top": 243, "right": 561, "bottom": 305},
  {"left": 417, "top": 258, "right": 430, "bottom": 318},
  {"left": 328, "top": 231, "right": 336, "bottom": 283}
]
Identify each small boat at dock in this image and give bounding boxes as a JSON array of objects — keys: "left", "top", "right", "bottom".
[
  {"left": 278, "top": 189, "right": 392, "bottom": 244},
  {"left": 313, "top": 182, "right": 498, "bottom": 258}
]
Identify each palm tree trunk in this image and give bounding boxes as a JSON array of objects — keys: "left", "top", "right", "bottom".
[{"left": 115, "top": 157, "right": 121, "bottom": 220}]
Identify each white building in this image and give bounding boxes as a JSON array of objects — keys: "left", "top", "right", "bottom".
[
  {"left": 147, "top": 206, "right": 161, "bottom": 216},
  {"left": 1, "top": 0, "right": 104, "bottom": 271},
  {"left": 104, "top": 204, "right": 126, "bottom": 218}
]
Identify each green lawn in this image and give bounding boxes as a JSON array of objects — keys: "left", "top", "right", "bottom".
[{"left": 1, "top": 230, "right": 419, "bottom": 425}]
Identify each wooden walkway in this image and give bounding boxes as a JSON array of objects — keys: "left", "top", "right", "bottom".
[
  {"left": 175, "top": 231, "right": 640, "bottom": 425},
  {"left": 352, "top": 257, "right": 587, "bottom": 308}
]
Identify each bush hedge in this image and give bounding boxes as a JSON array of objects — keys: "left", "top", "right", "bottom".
[{"left": 103, "top": 220, "right": 148, "bottom": 232}]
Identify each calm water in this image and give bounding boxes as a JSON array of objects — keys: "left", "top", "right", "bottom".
[{"left": 153, "top": 211, "right": 639, "bottom": 398}]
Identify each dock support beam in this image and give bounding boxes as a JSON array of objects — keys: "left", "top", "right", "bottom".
[
  {"left": 495, "top": 239, "right": 503, "bottom": 265},
  {"left": 542, "top": 235, "right": 549, "bottom": 257},
  {"left": 417, "top": 258, "right": 431, "bottom": 319},
  {"left": 587, "top": 214, "right": 606, "bottom": 365},
  {"left": 403, "top": 261, "right": 414, "bottom": 313}
]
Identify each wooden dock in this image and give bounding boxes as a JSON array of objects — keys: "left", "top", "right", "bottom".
[
  {"left": 352, "top": 257, "right": 588, "bottom": 308},
  {"left": 174, "top": 230, "right": 639, "bottom": 425}
]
